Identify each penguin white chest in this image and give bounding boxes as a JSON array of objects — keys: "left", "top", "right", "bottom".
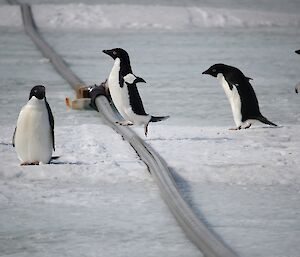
[
  {"left": 217, "top": 73, "right": 242, "bottom": 127},
  {"left": 15, "top": 97, "right": 52, "bottom": 164},
  {"left": 107, "top": 58, "right": 131, "bottom": 120}
]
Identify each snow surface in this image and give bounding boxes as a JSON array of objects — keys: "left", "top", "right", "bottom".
[
  {"left": 143, "top": 125, "right": 300, "bottom": 186},
  {"left": 28, "top": 4, "right": 300, "bottom": 30},
  {"left": 1, "top": 1, "right": 300, "bottom": 257},
  {"left": 0, "top": 27, "right": 201, "bottom": 257},
  {"left": 0, "top": 6, "right": 22, "bottom": 27}
]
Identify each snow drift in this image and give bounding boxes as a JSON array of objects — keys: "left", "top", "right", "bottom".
[{"left": 1, "top": 4, "right": 300, "bottom": 30}]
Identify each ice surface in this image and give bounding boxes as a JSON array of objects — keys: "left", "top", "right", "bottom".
[
  {"left": 142, "top": 125, "right": 300, "bottom": 257},
  {"left": 1, "top": 1, "right": 300, "bottom": 257},
  {"left": 178, "top": 183, "right": 300, "bottom": 257},
  {"left": 0, "top": 125, "right": 201, "bottom": 257},
  {"left": 0, "top": 6, "right": 22, "bottom": 27},
  {"left": 0, "top": 28, "right": 201, "bottom": 257},
  {"left": 144, "top": 125, "right": 300, "bottom": 186},
  {"left": 13, "top": 0, "right": 300, "bottom": 14}
]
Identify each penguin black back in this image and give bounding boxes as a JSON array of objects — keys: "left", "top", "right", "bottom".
[{"left": 128, "top": 85, "right": 147, "bottom": 115}]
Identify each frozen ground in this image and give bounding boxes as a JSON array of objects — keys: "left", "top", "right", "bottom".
[
  {"left": 1, "top": 1, "right": 300, "bottom": 257},
  {"left": 0, "top": 125, "right": 202, "bottom": 257},
  {"left": 0, "top": 27, "right": 201, "bottom": 257},
  {"left": 142, "top": 125, "right": 300, "bottom": 257}
]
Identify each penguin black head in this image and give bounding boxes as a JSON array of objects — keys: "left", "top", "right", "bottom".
[
  {"left": 295, "top": 49, "right": 300, "bottom": 55},
  {"left": 29, "top": 85, "right": 45, "bottom": 100},
  {"left": 202, "top": 63, "right": 252, "bottom": 81},
  {"left": 102, "top": 48, "right": 130, "bottom": 61},
  {"left": 202, "top": 63, "right": 229, "bottom": 77},
  {"left": 103, "top": 48, "right": 133, "bottom": 75}
]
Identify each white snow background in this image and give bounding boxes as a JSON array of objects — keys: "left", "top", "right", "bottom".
[{"left": 0, "top": 0, "right": 300, "bottom": 257}]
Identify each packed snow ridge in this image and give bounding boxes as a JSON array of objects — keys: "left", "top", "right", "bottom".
[{"left": 1, "top": 4, "right": 300, "bottom": 30}]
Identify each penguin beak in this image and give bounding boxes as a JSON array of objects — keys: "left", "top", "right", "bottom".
[
  {"left": 202, "top": 69, "right": 210, "bottom": 75},
  {"left": 103, "top": 49, "right": 113, "bottom": 57},
  {"left": 296, "top": 49, "right": 300, "bottom": 55}
]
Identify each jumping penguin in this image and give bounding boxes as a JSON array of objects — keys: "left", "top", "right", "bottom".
[
  {"left": 12, "top": 85, "right": 55, "bottom": 165},
  {"left": 103, "top": 48, "right": 169, "bottom": 136},
  {"left": 202, "top": 63, "right": 277, "bottom": 130}
]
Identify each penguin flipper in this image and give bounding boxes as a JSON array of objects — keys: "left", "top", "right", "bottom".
[
  {"left": 134, "top": 76, "right": 146, "bottom": 84},
  {"left": 45, "top": 100, "right": 55, "bottom": 151},
  {"left": 124, "top": 73, "right": 146, "bottom": 85},
  {"left": 256, "top": 115, "right": 277, "bottom": 127},
  {"left": 12, "top": 127, "right": 16, "bottom": 147}
]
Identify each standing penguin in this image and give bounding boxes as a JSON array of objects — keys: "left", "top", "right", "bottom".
[
  {"left": 202, "top": 63, "right": 277, "bottom": 130},
  {"left": 103, "top": 48, "right": 169, "bottom": 136},
  {"left": 13, "top": 85, "right": 55, "bottom": 165}
]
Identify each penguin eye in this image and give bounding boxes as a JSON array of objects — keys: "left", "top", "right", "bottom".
[
  {"left": 212, "top": 69, "right": 217, "bottom": 73},
  {"left": 113, "top": 51, "right": 117, "bottom": 55}
]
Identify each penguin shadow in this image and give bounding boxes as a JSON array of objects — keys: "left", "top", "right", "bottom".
[
  {"left": 0, "top": 142, "right": 13, "bottom": 146},
  {"left": 148, "top": 137, "right": 233, "bottom": 142},
  {"left": 248, "top": 125, "right": 283, "bottom": 130},
  {"left": 50, "top": 161, "right": 88, "bottom": 165},
  {"left": 50, "top": 157, "right": 88, "bottom": 165}
]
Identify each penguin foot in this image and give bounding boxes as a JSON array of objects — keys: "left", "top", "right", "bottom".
[
  {"left": 243, "top": 123, "right": 252, "bottom": 129},
  {"left": 116, "top": 120, "right": 133, "bottom": 126},
  {"left": 229, "top": 126, "right": 241, "bottom": 130},
  {"left": 21, "top": 161, "right": 39, "bottom": 166}
]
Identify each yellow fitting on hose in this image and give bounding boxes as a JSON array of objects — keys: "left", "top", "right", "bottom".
[
  {"left": 66, "top": 85, "right": 92, "bottom": 110},
  {"left": 65, "top": 97, "right": 92, "bottom": 110}
]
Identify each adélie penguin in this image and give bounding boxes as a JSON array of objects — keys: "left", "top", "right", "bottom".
[
  {"left": 103, "top": 48, "right": 169, "bottom": 136},
  {"left": 202, "top": 63, "right": 277, "bottom": 130},
  {"left": 12, "top": 85, "right": 55, "bottom": 165}
]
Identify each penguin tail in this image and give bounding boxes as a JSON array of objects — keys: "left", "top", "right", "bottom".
[
  {"left": 150, "top": 115, "right": 170, "bottom": 123},
  {"left": 256, "top": 115, "right": 277, "bottom": 127}
]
